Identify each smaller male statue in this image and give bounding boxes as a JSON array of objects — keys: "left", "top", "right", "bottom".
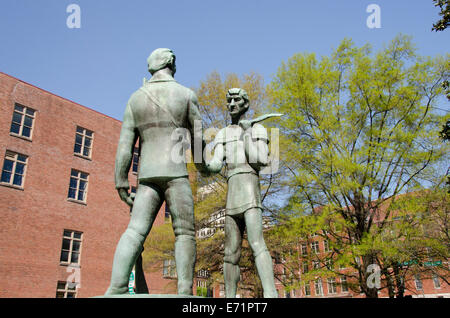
[
  {"left": 106, "top": 48, "right": 206, "bottom": 296},
  {"left": 206, "top": 88, "right": 279, "bottom": 298}
]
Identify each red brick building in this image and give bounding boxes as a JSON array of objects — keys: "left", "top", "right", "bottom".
[
  {"left": 0, "top": 72, "right": 177, "bottom": 297},
  {"left": 272, "top": 225, "right": 450, "bottom": 298}
]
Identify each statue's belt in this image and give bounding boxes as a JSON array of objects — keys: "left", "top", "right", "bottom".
[{"left": 138, "top": 121, "right": 177, "bottom": 131}]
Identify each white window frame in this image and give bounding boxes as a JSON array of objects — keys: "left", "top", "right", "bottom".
[
  {"left": 60, "top": 230, "right": 83, "bottom": 265},
  {"left": 327, "top": 277, "right": 337, "bottom": 294},
  {"left": 340, "top": 276, "right": 349, "bottom": 293},
  {"left": 301, "top": 243, "right": 308, "bottom": 256},
  {"left": 314, "top": 278, "right": 323, "bottom": 296},
  {"left": 414, "top": 274, "right": 423, "bottom": 291},
  {"left": 74, "top": 126, "right": 94, "bottom": 159},
  {"left": 163, "top": 259, "right": 177, "bottom": 278},
  {"left": 68, "top": 169, "right": 89, "bottom": 203},
  {"left": 56, "top": 281, "right": 78, "bottom": 298},
  {"left": 10, "top": 103, "right": 36, "bottom": 140},
  {"left": 132, "top": 147, "right": 140, "bottom": 173},
  {"left": 323, "top": 240, "right": 331, "bottom": 252},
  {"left": 303, "top": 282, "right": 311, "bottom": 297},
  {"left": 311, "top": 241, "right": 320, "bottom": 254},
  {"left": 1, "top": 151, "right": 28, "bottom": 188},
  {"left": 432, "top": 274, "right": 441, "bottom": 289}
]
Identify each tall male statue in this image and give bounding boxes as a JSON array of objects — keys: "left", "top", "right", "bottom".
[
  {"left": 106, "top": 48, "right": 205, "bottom": 295},
  {"left": 206, "top": 88, "right": 278, "bottom": 298}
]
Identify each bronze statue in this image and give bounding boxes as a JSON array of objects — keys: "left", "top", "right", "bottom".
[
  {"left": 105, "top": 48, "right": 206, "bottom": 296},
  {"left": 206, "top": 88, "right": 279, "bottom": 298}
]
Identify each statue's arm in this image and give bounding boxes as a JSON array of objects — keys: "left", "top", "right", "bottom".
[
  {"left": 206, "top": 142, "right": 225, "bottom": 173},
  {"left": 243, "top": 124, "right": 269, "bottom": 170},
  {"left": 114, "top": 99, "right": 138, "bottom": 206},
  {"left": 188, "top": 91, "right": 210, "bottom": 175}
]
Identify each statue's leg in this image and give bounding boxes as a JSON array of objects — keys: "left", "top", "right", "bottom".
[
  {"left": 223, "top": 214, "right": 245, "bottom": 298},
  {"left": 165, "top": 177, "right": 196, "bottom": 295},
  {"left": 105, "top": 182, "right": 163, "bottom": 295},
  {"left": 245, "top": 208, "right": 278, "bottom": 298}
]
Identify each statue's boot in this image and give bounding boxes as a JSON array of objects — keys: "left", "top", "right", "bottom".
[
  {"left": 254, "top": 250, "right": 278, "bottom": 298},
  {"left": 174, "top": 235, "right": 196, "bottom": 295},
  {"left": 223, "top": 261, "right": 240, "bottom": 298},
  {"left": 105, "top": 229, "right": 144, "bottom": 295}
]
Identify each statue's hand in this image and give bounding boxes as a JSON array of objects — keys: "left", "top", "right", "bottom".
[
  {"left": 118, "top": 188, "right": 135, "bottom": 207},
  {"left": 238, "top": 119, "right": 252, "bottom": 131},
  {"left": 205, "top": 160, "right": 222, "bottom": 174}
]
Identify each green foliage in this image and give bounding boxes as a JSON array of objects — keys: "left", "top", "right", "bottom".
[
  {"left": 267, "top": 34, "right": 450, "bottom": 297},
  {"left": 432, "top": 0, "right": 450, "bottom": 31}
]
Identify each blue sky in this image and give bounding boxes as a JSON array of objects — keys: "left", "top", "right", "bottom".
[{"left": 0, "top": 0, "right": 448, "bottom": 120}]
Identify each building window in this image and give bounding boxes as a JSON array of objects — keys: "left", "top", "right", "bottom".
[
  {"left": 302, "top": 262, "right": 309, "bottom": 274},
  {"left": 10, "top": 103, "right": 36, "bottom": 139},
  {"left": 340, "top": 276, "right": 349, "bottom": 292},
  {"left": 196, "top": 280, "right": 210, "bottom": 297},
  {"left": 314, "top": 279, "right": 323, "bottom": 296},
  {"left": 312, "top": 260, "right": 320, "bottom": 270},
  {"left": 432, "top": 274, "right": 441, "bottom": 289},
  {"left": 304, "top": 282, "right": 311, "bottom": 296},
  {"left": 163, "top": 259, "right": 176, "bottom": 278},
  {"left": 60, "top": 230, "right": 82, "bottom": 265},
  {"left": 1, "top": 151, "right": 28, "bottom": 188},
  {"left": 68, "top": 169, "right": 88, "bottom": 203},
  {"left": 311, "top": 241, "right": 320, "bottom": 253},
  {"left": 197, "top": 269, "right": 210, "bottom": 278},
  {"left": 301, "top": 243, "right": 308, "bottom": 256},
  {"left": 414, "top": 274, "right": 423, "bottom": 291},
  {"left": 74, "top": 126, "right": 93, "bottom": 158},
  {"left": 132, "top": 147, "right": 140, "bottom": 173},
  {"left": 327, "top": 277, "right": 337, "bottom": 294},
  {"left": 323, "top": 240, "right": 331, "bottom": 252},
  {"left": 56, "top": 281, "right": 77, "bottom": 298},
  {"left": 129, "top": 186, "right": 137, "bottom": 213},
  {"left": 164, "top": 203, "right": 171, "bottom": 223}
]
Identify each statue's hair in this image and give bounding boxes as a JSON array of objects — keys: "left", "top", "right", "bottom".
[
  {"left": 226, "top": 88, "right": 249, "bottom": 103},
  {"left": 147, "top": 48, "right": 176, "bottom": 75}
]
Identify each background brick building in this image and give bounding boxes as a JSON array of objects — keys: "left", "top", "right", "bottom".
[
  {"left": 0, "top": 72, "right": 175, "bottom": 297},
  {"left": 271, "top": 229, "right": 450, "bottom": 298}
]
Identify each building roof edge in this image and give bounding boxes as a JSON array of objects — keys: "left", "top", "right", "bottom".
[{"left": 0, "top": 71, "right": 122, "bottom": 123}]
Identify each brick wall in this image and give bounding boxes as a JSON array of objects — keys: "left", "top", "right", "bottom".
[{"left": 0, "top": 72, "right": 174, "bottom": 297}]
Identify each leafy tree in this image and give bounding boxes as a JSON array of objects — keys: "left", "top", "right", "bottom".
[
  {"left": 432, "top": 0, "right": 450, "bottom": 31},
  {"left": 267, "top": 34, "right": 450, "bottom": 297},
  {"left": 439, "top": 116, "right": 450, "bottom": 192},
  {"left": 376, "top": 185, "right": 450, "bottom": 297}
]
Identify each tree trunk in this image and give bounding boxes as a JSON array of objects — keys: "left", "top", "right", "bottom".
[
  {"left": 393, "top": 265, "right": 405, "bottom": 298},
  {"left": 382, "top": 267, "right": 395, "bottom": 298},
  {"left": 362, "top": 255, "right": 379, "bottom": 298}
]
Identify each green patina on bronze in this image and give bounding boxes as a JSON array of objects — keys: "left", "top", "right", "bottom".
[
  {"left": 206, "top": 87, "right": 280, "bottom": 298},
  {"left": 105, "top": 48, "right": 207, "bottom": 296}
]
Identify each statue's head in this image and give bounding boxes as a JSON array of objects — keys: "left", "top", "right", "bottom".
[
  {"left": 147, "top": 48, "right": 176, "bottom": 75},
  {"left": 226, "top": 88, "right": 249, "bottom": 119}
]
